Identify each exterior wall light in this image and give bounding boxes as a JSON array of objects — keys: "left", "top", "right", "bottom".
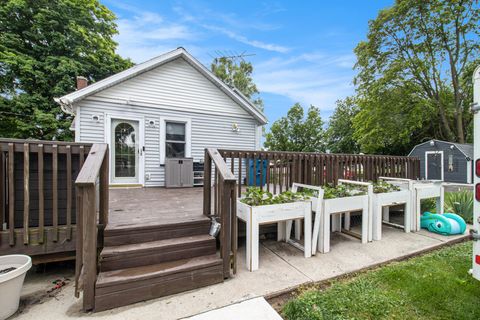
[{"left": 232, "top": 123, "right": 240, "bottom": 132}]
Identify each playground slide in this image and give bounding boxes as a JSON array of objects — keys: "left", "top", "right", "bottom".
[{"left": 420, "top": 212, "right": 467, "bottom": 236}]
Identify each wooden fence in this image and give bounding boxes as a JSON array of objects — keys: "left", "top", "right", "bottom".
[
  {"left": 0, "top": 138, "right": 91, "bottom": 260},
  {"left": 218, "top": 150, "right": 420, "bottom": 196}
]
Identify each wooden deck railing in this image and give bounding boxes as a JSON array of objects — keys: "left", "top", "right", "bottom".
[
  {"left": 218, "top": 150, "right": 421, "bottom": 197},
  {"left": 74, "top": 143, "right": 109, "bottom": 312},
  {"left": 203, "top": 148, "right": 237, "bottom": 279},
  {"left": 0, "top": 138, "right": 92, "bottom": 258}
]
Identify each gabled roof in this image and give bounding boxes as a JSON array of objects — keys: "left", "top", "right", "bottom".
[
  {"left": 55, "top": 47, "right": 267, "bottom": 125},
  {"left": 409, "top": 139, "right": 473, "bottom": 158}
]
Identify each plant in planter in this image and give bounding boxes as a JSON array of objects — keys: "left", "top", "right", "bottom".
[
  {"left": 372, "top": 180, "right": 401, "bottom": 193},
  {"left": 237, "top": 187, "right": 313, "bottom": 271},
  {"left": 322, "top": 183, "right": 367, "bottom": 199},
  {"left": 240, "top": 187, "right": 313, "bottom": 206},
  {"left": 315, "top": 180, "right": 371, "bottom": 254}
]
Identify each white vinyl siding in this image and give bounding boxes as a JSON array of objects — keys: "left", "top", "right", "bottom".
[
  {"left": 76, "top": 100, "right": 257, "bottom": 186},
  {"left": 92, "top": 57, "right": 252, "bottom": 119}
]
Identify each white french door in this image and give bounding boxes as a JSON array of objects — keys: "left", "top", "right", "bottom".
[{"left": 111, "top": 119, "right": 140, "bottom": 184}]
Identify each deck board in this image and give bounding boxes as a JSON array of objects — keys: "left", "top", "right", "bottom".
[{"left": 108, "top": 187, "right": 206, "bottom": 229}]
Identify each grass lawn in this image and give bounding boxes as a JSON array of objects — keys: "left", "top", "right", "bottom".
[{"left": 282, "top": 241, "right": 480, "bottom": 320}]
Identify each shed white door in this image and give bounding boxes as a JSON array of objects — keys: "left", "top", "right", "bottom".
[
  {"left": 111, "top": 119, "right": 140, "bottom": 184},
  {"left": 426, "top": 151, "right": 443, "bottom": 180}
]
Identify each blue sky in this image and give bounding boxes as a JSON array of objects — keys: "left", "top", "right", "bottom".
[{"left": 102, "top": 0, "right": 393, "bottom": 129}]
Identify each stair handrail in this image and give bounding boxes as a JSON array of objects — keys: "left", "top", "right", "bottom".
[
  {"left": 203, "top": 148, "right": 237, "bottom": 278},
  {"left": 75, "top": 143, "right": 109, "bottom": 311}
]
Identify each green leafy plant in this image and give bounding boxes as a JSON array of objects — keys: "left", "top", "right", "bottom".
[
  {"left": 444, "top": 191, "right": 473, "bottom": 224},
  {"left": 372, "top": 180, "right": 401, "bottom": 194},
  {"left": 323, "top": 184, "right": 366, "bottom": 199},
  {"left": 421, "top": 198, "right": 437, "bottom": 213},
  {"left": 240, "top": 187, "right": 313, "bottom": 206}
]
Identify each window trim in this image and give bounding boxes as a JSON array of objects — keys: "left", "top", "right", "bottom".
[{"left": 160, "top": 116, "right": 191, "bottom": 165}]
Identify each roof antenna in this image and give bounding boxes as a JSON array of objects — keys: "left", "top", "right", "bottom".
[{"left": 210, "top": 50, "right": 256, "bottom": 63}]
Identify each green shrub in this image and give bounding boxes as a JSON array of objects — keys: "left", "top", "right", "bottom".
[
  {"left": 421, "top": 198, "right": 437, "bottom": 213},
  {"left": 444, "top": 191, "right": 473, "bottom": 224}
]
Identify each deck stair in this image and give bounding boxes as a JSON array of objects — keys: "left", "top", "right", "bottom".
[{"left": 94, "top": 216, "right": 224, "bottom": 311}]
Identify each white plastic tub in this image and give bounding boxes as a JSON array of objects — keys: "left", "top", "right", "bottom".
[{"left": 0, "top": 255, "right": 32, "bottom": 320}]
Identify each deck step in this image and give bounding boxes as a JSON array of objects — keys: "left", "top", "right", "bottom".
[
  {"left": 104, "top": 217, "right": 211, "bottom": 246},
  {"left": 95, "top": 254, "right": 223, "bottom": 312},
  {"left": 100, "top": 234, "right": 217, "bottom": 271}
]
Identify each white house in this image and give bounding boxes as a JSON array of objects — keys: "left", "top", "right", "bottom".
[{"left": 56, "top": 47, "right": 267, "bottom": 187}]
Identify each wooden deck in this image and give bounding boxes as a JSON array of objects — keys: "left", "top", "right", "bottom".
[{"left": 108, "top": 187, "right": 206, "bottom": 229}]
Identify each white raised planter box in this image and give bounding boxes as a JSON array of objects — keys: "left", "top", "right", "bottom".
[
  {"left": 370, "top": 188, "right": 411, "bottom": 241},
  {"left": 237, "top": 200, "right": 312, "bottom": 271},
  {"left": 0, "top": 255, "right": 32, "bottom": 320},
  {"left": 412, "top": 181, "right": 444, "bottom": 231},
  {"left": 319, "top": 193, "right": 370, "bottom": 253},
  {"left": 379, "top": 177, "right": 444, "bottom": 232}
]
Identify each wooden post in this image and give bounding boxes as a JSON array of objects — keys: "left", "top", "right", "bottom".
[
  {"left": 99, "top": 146, "right": 109, "bottom": 226},
  {"left": 272, "top": 154, "right": 277, "bottom": 194},
  {"left": 74, "top": 187, "right": 83, "bottom": 299},
  {"left": 253, "top": 153, "right": 257, "bottom": 187},
  {"left": 238, "top": 152, "right": 242, "bottom": 197},
  {"left": 222, "top": 179, "right": 232, "bottom": 279},
  {"left": 66, "top": 145, "right": 72, "bottom": 240},
  {"left": 52, "top": 144, "right": 58, "bottom": 242},
  {"left": 229, "top": 182, "right": 237, "bottom": 275},
  {"left": 23, "top": 143, "right": 29, "bottom": 245},
  {"left": 82, "top": 185, "right": 97, "bottom": 311},
  {"left": 8, "top": 143, "right": 14, "bottom": 246},
  {"left": 203, "top": 149, "right": 212, "bottom": 216},
  {"left": 79, "top": 145, "right": 85, "bottom": 168},
  {"left": 0, "top": 151, "right": 4, "bottom": 232},
  {"left": 38, "top": 144, "right": 44, "bottom": 244}
]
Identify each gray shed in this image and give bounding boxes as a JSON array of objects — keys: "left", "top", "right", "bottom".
[{"left": 408, "top": 139, "right": 473, "bottom": 184}]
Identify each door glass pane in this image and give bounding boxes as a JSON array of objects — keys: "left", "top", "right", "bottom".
[
  {"left": 114, "top": 122, "right": 136, "bottom": 177},
  {"left": 166, "top": 142, "right": 185, "bottom": 158},
  {"left": 166, "top": 122, "right": 185, "bottom": 141}
]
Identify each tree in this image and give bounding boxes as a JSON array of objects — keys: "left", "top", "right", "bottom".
[
  {"left": 354, "top": 0, "right": 480, "bottom": 150},
  {"left": 0, "top": 0, "right": 132, "bottom": 140},
  {"left": 352, "top": 84, "right": 433, "bottom": 155},
  {"left": 265, "top": 103, "right": 325, "bottom": 152},
  {"left": 325, "top": 97, "right": 360, "bottom": 154},
  {"left": 211, "top": 57, "right": 263, "bottom": 111}
]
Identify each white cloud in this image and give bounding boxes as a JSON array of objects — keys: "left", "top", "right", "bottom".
[
  {"left": 111, "top": 6, "right": 196, "bottom": 62},
  {"left": 201, "top": 24, "right": 289, "bottom": 53},
  {"left": 254, "top": 53, "right": 356, "bottom": 110}
]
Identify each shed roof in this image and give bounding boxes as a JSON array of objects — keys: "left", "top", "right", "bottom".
[
  {"left": 55, "top": 47, "right": 267, "bottom": 125},
  {"left": 409, "top": 139, "right": 473, "bottom": 158}
]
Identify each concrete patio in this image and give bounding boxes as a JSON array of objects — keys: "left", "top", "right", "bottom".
[{"left": 13, "top": 225, "right": 470, "bottom": 320}]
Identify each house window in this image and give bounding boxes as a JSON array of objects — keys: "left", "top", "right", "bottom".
[
  {"left": 165, "top": 121, "right": 186, "bottom": 158},
  {"left": 160, "top": 117, "right": 191, "bottom": 164}
]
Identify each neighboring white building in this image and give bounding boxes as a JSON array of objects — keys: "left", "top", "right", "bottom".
[{"left": 56, "top": 47, "right": 267, "bottom": 187}]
